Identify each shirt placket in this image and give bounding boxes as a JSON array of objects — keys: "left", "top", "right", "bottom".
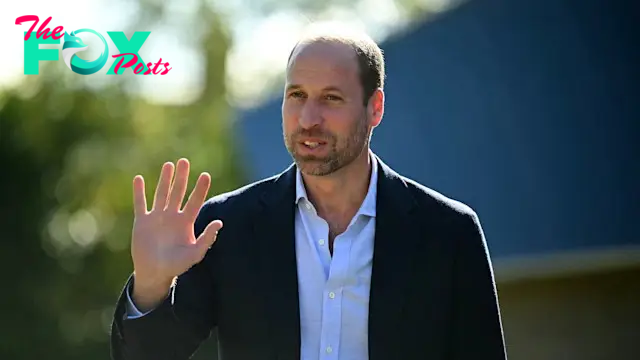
[{"left": 319, "top": 230, "right": 351, "bottom": 359}]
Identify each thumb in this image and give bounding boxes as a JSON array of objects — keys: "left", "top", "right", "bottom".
[{"left": 196, "top": 220, "right": 223, "bottom": 255}]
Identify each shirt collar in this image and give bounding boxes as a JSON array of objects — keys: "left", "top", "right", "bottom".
[{"left": 295, "top": 150, "right": 378, "bottom": 217}]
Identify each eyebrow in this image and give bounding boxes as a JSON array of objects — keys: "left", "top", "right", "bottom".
[
  {"left": 285, "top": 84, "right": 302, "bottom": 93},
  {"left": 285, "top": 84, "right": 344, "bottom": 93}
]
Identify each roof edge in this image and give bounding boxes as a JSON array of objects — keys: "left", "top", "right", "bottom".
[{"left": 494, "top": 245, "right": 640, "bottom": 284}]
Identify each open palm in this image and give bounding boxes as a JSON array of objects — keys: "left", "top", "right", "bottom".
[{"left": 131, "top": 159, "right": 223, "bottom": 285}]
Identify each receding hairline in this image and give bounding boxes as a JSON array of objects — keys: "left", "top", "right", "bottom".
[{"left": 287, "top": 24, "right": 380, "bottom": 67}]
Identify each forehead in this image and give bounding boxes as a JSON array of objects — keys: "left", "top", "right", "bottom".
[{"left": 286, "top": 41, "right": 360, "bottom": 88}]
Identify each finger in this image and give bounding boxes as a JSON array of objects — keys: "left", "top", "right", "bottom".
[
  {"left": 152, "top": 162, "right": 175, "bottom": 211},
  {"left": 132, "top": 175, "right": 147, "bottom": 216},
  {"left": 167, "top": 158, "right": 190, "bottom": 211},
  {"left": 182, "top": 172, "right": 211, "bottom": 219},
  {"left": 196, "top": 219, "right": 223, "bottom": 247},
  {"left": 194, "top": 220, "right": 223, "bottom": 261}
]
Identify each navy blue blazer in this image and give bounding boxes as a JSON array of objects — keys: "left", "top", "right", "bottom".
[{"left": 110, "top": 156, "right": 507, "bottom": 360}]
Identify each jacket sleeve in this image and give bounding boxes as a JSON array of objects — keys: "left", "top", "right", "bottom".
[
  {"left": 110, "top": 202, "right": 220, "bottom": 360},
  {"left": 450, "top": 210, "right": 507, "bottom": 360}
]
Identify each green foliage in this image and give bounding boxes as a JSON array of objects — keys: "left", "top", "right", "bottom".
[{"left": 0, "top": 6, "right": 241, "bottom": 359}]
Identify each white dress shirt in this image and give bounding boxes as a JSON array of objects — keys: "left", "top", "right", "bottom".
[
  {"left": 294, "top": 153, "right": 377, "bottom": 360},
  {"left": 126, "top": 153, "right": 378, "bottom": 360}
]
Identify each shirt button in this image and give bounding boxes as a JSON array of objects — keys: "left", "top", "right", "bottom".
[
  {"left": 318, "top": 239, "right": 325, "bottom": 246},
  {"left": 305, "top": 203, "right": 311, "bottom": 210},
  {"left": 328, "top": 292, "right": 335, "bottom": 299},
  {"left": 326, "top": 346, "right": 333, "bottom": 353}
]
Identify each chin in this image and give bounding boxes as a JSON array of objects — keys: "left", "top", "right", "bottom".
[{"left": 297, "top": 161, "right": 337, "bottom": 177}]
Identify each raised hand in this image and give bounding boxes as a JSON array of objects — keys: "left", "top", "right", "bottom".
[{"left": 130, "top": 158, "right": 222, "bottom": 311}]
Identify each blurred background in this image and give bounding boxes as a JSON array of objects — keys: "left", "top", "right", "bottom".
[{"left": 1, "top": 0, "right": 638, "bottom": 359}]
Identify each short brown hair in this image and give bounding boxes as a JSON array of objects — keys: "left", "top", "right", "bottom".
[{"left": 287, "top": 24, "right": 385, "bottom": 106}]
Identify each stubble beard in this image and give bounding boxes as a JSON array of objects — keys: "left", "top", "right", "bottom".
[{"left": 284, "top": 114, "right": 370, "bottom": 176}]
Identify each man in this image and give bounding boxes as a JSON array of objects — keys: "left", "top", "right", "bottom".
[{"left": 110, "top": 25, "right": 507, "bottom": 360}]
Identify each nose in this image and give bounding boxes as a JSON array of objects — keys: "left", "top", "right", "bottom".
[{"left": 298, "top": 100, "right": 323, "bottom": 129}]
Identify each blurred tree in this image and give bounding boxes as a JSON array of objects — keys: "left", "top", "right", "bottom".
[{"left": 0, "top": 2, "right": 241, "bottom": 359}]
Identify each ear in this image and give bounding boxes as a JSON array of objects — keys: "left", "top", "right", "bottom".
[{"left": 368, "top": 88, "right": 384, "bottom": 128}]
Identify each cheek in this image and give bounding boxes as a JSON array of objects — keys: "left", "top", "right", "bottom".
[
  {"left": 282, "top": 105, "right": 298, "bottom": 128},
  {"left": 323, "top": 110, "right": 358, "bottom": 133}
]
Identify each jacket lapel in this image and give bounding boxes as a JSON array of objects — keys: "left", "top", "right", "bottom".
[
  {"left": 253, "top": 164, "right": 301, "bottom": 360},
  {"left": 368, "top": 157, "right": 422, "bottom": 359}
]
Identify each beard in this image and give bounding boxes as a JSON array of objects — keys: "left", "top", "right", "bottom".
[{"left": 284, "top": 114, "right": 370, "bottom": 176}]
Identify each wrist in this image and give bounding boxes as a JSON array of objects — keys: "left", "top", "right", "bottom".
[
  {"left": 133, "top": 272, "right": 174, "bottom": 291},
  {"left": 131, "top": 273, "right": 174, "bottom": 312}
]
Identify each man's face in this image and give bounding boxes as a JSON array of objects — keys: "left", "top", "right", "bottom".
[{"left": 282, "top": 41, "right": 378, "bottom": 176}]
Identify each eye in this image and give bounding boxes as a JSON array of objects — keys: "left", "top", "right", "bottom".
[
  {"left": 288, "top": 91, "right": 305, "bottom": 99},
  {"left": 325, "top": 94, "right": 342, "bottom": 101}
]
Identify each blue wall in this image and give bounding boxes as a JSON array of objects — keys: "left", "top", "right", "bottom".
[{"left": 234, "top": 0, "right": 639, "bottom": 259}]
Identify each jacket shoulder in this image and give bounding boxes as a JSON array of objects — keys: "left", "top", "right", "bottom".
[
  {"left": 400, "top": 175, "right": 479, "bottom": 222},
  {"left": 204, "top": 174, "right": 279, "bottom": 210}
]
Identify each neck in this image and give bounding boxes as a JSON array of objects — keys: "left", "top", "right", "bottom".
[{"left": 301, "top": 149, "right": 372, "bottom": 218}]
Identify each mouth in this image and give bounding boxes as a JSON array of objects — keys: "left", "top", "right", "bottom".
[
  {"left": 301, "top": 140, "right": 326, "bottom": 149},
  {"left": 297, "top": 139, "right": 328, "bottom": 154}
]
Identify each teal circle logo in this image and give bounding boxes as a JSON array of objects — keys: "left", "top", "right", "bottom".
[{"left": 62, "top": 29, "right": 109, "bottom": 75}]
